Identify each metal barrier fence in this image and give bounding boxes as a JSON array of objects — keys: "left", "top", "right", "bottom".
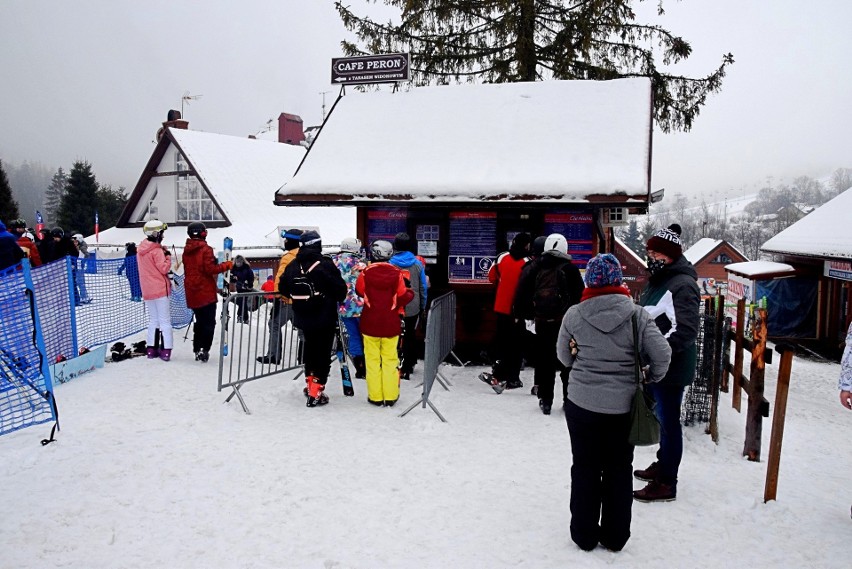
[
  {"left": 400, "top": 291, "right": 457, "bottom": 422},
  {"left": 217, "top": 291, "right": 303, "bottom": 413}
]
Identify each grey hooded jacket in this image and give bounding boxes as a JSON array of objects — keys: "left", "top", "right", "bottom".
[{"left": 557, "top": 293, "right": 671, "bottom": 414}]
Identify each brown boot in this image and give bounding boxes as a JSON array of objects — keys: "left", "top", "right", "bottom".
[
  {"left": 633, "top": 461, "right": 660, "bottom": 482},
  {"left": 633, "top": 480, "right": 677, "bottom": 503}
]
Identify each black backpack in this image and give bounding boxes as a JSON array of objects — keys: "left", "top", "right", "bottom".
[
  {"left": 533, "top": 265, "right": 569, "bottom": 320},
  {"left": 289, "top": 260, "right": 322, "bottom": 301}
]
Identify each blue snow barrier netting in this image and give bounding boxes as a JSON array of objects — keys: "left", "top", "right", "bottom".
[
  {"left": 31, "top": 256, "right": 193, "bottom": 362},
  {"left": 0, "top": 260, "right": 57, "bottom": 437}
]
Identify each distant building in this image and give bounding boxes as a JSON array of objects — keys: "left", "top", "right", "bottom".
[{"left": 683, "top": 238, "right": 749, "bottom": 296}]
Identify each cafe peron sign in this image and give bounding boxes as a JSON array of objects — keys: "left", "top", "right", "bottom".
[{"left": 331, "top": 53, "right": 411, "bottom": 86}]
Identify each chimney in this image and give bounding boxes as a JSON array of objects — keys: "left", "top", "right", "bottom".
[
  {"left": 163, "top": 109, "right": 189, "bottom": 130},
  {"left": 278, "top": 113, "right": 305, "bottom": 145}
]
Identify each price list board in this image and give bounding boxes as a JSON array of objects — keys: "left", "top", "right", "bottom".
[
  {"left": 448, "top": 211, "right": 497, "bottom": 283},
  {"left": 543, "top": 211, "right": 594, "bottom": 268},
  {"left": 366, "top": 208, "right": 408, "bottom": 245}
]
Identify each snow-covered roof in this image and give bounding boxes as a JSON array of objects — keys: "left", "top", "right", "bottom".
[
  {"left": 277, "top": 78, "right": 652, "bottom": 205},
  {"left": 102, "top": 127, "right": 357, "bottom": 252},
  {"left": 614, "top": 236, "right": 647, "bottom": 267},
  {"left": 684, "top": 238, "right": 722, "bottom": 264},
  {"left": 725, "top": 261, "right": 796, "bottom": 278},
  {"left": 762, "top": 186, "right": 852, "bottom": 259}
]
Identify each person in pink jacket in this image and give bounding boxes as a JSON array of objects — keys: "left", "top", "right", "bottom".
[{"left": 137, "top": 220, "right": 174, "bottom": 361}]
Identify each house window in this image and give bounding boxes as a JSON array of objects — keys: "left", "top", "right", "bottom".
[
  {"left": 175, "top": 177, "right": 224, "bottom": 222},
  {"left": 711, "top": 252, "right": 733, "bottom": 264},
  {"left": 136, "top": 187, "right": 159, "bottom": 222}
]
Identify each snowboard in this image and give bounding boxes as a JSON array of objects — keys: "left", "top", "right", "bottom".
[{"left": 336, "top": 319, "right": 355, "bottom": 396}]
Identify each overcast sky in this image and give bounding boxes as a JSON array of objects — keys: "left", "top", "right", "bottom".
[{"left": 1, "top": 1, "right": 850, "bottom": 206}]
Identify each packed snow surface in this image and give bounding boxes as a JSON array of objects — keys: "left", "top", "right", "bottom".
[{"left": 1, "top": 329, "right": 850, "bottom": 568}]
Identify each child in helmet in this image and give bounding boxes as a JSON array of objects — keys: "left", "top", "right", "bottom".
[
  {"left": 182, "top": 221, "right": 233, "bottom": 362},
  {"left": 137, "top": 220, "right": 174, "bottom": 361},
  {"left": 332, "top": 237, "right": 367, "bottom": 378},
  {"left": 355, "top": 239, "right": 414, "bottom": 406}
]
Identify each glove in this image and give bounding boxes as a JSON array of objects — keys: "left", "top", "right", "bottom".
[{"left": 223, "top": 260, "right": 234, "bottom": 270}]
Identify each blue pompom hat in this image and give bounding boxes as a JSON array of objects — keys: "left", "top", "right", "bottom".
[{"left": 584, "top": 253, "right": 623, "bottom": 288}]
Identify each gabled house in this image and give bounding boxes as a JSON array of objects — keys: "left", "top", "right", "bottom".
[
  {"left": 683, "top": 238, "right": 749, "bottom": 295},
  {"left": 96, "top": 114, "right": 356, "bottom": 271},
  {"left": 613, "top": 236, "right": 648, "bottom": 299}
]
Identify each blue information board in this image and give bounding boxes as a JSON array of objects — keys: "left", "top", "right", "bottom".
[
  {"left": 448, "top": 212, "right": 496, "bottom": 283},
  {"left": 543, "top": 211, "right": 594, "bottom": 268},
  {"left": 367, "top": 208, "right": 408, "bottom": 245}
]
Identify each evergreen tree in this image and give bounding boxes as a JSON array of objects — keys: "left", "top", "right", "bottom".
[
  {"left": 95, "top": 184, "right": 129, "bottom": 231},
  {"left": 336, "top": 0, "right": 734, "bottom": 132},
  {"left": 57, "top": 161, "right": 99, "bottom": 235},
  {"left": 6, "top": 160, "right": 51, "bottom": 226},
  {"left": 0, "top": 159, "right": 21, "bottom": 223},
  {"left": 44, "top": 167, "right": 67, "bottom": 225},
  {"left": 619, "top": 218, "right": 644, "bottom": 256}
]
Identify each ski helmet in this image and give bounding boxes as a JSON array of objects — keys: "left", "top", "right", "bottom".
[
  {"left": 143, "top": 219, "right": 168, "bottom": 241},
  {"left": 544, "top": 233, "right": 568, "bottom": 255},
  {"left": 51, "top": 227, "right": 65, "bottom": 238},
  {"left": 370, "top": 239, "right": 393, "bottom": 262},
  {"left": 72, "top": 233, "right": 84, "bottom": 242},
  {"left": 187, "top": 221, "right": 207, "bottom": 239},
  {"left": 340, "top": 237, "right": 361, "bottom": 254},
  {"left": 8, "top": 218, "right": 27, "bottom": 231}
]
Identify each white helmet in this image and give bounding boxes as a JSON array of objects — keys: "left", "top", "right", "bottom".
[
  {"left": 544, "top": 233, "right": 568, "bottom": 255},
  {"left": 340, "top": 237, "right": 361, "bottom": 254},
  {"left": 72, "top": 233, "right": 84, "bottom": 242},
  {"left": 143, "top": 219, "right": 168, "bottom": 240},
  {"left": 370, "top": 239, "right": 393, "bottom": 261}
]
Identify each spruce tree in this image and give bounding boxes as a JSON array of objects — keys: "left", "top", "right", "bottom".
[
  {"left": 44, "top": 167, "right": 67, "bottom": 225},
  {"left": 0, "top": 159, "right": 21, "bottom": 224},
  {"left": 336, "top": 0, "right": 733, "bottom": 132},
  {"left": 57, "top": 161, "right": 98, "bottom": 235},
  {"left": 95, "top": 184, "right": 129, "bottom": 231},
  {"left": 620, "top": 219, "right": 645, "bottom": 256}
]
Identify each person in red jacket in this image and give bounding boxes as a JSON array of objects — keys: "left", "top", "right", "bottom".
[
  {"left": 355, "top": 240, "right": 414, "bottom": 406},
  {"left": 182, "top": 222, "right": 233, "bottom": 362},
  {"left": 8, "top": 219, "right": 42, "bottom": 267},
  {"left": 479, "top": 232, "right": 531, "bottom": 392}
]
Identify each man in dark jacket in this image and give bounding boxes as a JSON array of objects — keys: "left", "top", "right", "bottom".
[
  {"left": 182, "top": 222, "right": 233, "bottom": 362},
  {"left": 514, "top": 233, "right": 585, "bottom": 414},
  {"left": 633, "top": 224, "right": 701, "bottom": 503},
  {"left": 279, "top": 230, "right": 347, "bottom": 407},
  {"left": 8, "top": 219, "right": 41, "bottom": 267},
  {"left": 389, "top": 232, "right": 428, "bottom": 379},
  {"left": 230, "top": 255, "right": 255, "bottom": 324}
]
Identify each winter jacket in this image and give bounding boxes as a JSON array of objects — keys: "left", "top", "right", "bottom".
[
  {"left": 272, "top": 248, "right": 299, "bottom": 305},
  {"left": 488, "top": 250, "right": 529, "bottom": 315},
  {"left": 182, "top": 237, "right": 231, "bottom": 309},
  {"left": 17, "top": 236, "right": 42, "bottom": 267},
  {"left": 558, "top": 292, "right": 672, "bottom": 414},
  {"left": 230, "top": 260, "right": 255, "bottom": 292},
  {"left": 639, "top": 255, "right": 701, "bottom": 387},
  {"left": 356, "top": 262, "right": 414, "bottom": 338},
  {"left": 389, "top": 251, "right": 427, "bottom": 316},
  {"left": 514, "top": 250, "right": 585, "bottom": 322},
  {"left": 39, "top": 236, "right": 78, "bottom": 264},
  {"left": 137, "top": 239, "right": 172, "bottom": 301},
  {"left": 279, "top": 247, "right": 347, "bottom": 331},
  {"left": 839, "top": 321, "right": 852, "bottom": 391},
  {"left": 333, "top": 252, "right": 367, "bottom": 317},
  {"left": 0, "top": 225, "right": 24, "bottom": 271}
]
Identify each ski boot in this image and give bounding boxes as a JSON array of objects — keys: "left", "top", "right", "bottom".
[
  {"left": 159, "top": 349, "right": 172, "bottom": 362},
  {"left": 306, "top": 376, "right": 328, "bottom": 407},
  {"left": 478, "top": 372, "right": 506, "bottom": 394},
  {"left": 195, "top": 349, "right": 209, "bottom": 363},
  {"left": 146, "top": 347, "right": 159, "bottom": 359}
]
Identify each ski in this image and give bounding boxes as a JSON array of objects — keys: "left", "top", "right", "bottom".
[
  {"left": 220, "top": 236, "right": 233, "bottom": 356},
  {"left": 336, "top": 319, "right": 354, "bottom": 396}
]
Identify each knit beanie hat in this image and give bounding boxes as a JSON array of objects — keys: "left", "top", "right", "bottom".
[
  {"left": 300, "top": 230, "right": 322, "bottom": 249},
  {"left": 393, "top": 232, "right": 413, "bottom": 253},
  {"left": 646, "top": 224, "right": 683, "bottom": 259},
  {"left": 584, "top": 253, "right": 623, "bottom": 288}
]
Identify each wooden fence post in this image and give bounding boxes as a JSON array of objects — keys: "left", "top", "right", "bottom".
[
  {"left": 709, "top": 294, "right": 725, "bottom": 443},
  {"left": 743, "top": 307, "right": 768, "bottom": 461},
  {"left": 732, "top": 299, "right": 746, "bottom": 412},
  {"left": 764, "top": 345, "right": 795, "bottom": 502}
]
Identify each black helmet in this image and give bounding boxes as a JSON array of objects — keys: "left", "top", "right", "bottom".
[
  {"left": 51, "top": 227, "right": 65, "bottom": 238},
  {"left": 187, "top": 222, "right": 207, "bottom": 239},
  {"left": 8, "top": 218, "right": 27, "bottom": 230}
]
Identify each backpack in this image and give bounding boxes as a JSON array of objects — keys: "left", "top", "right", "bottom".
[
  {"left": 532, "top": 265, "right": 569, "bottom": 320},
  {"left": 289, "top": 260, "right": 322, "bottom": 301}
]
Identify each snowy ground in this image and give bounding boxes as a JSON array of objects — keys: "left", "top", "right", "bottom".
[{"left": 1, "top": 330, "right": 850, "bottom": 569}]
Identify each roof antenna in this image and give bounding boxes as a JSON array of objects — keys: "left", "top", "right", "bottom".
[{"left": 181, "top": 91, "right": 203, "bottom": 116}]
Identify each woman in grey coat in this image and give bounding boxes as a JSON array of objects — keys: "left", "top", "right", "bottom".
[{"left": 556, "top": 253, "right": 671, "bottom": 553}]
